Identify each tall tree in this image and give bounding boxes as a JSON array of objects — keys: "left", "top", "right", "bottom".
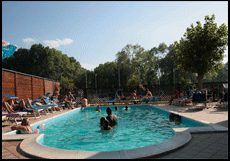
[{"left": 174, "top": 14, "right": 228, "bottom": 89}]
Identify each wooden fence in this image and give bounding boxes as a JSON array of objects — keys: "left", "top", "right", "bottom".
[{"left": 2, "top": 68, "right": 60, "bottom": 102}]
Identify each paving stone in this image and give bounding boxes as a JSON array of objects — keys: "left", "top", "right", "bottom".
[{"left": 210, "top": 154, "right": 228, "bottom": 159}]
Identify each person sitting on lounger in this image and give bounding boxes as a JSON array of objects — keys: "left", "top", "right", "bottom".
[
  {"left": 11, "top": 118, "right": 33, "bottom": 134},
  {"left": 129, "top": 90, "right": 137, "bottom": 100},
  {"left": 39, "top": 97, "right": 47, "bottom": 105},
  {"left": 119, "top": 94, "right": 126, "bottom": 100},
  {"left": 144, "top": 88, "right": 152, "bottom": 99},
  {"left": 67, "top": 92, "right": 75, "bottom": 102},
  {"left": 169, "top": 88, "right": 180, "bottom": 105},
  {"left": 61, "top": 95, "right": 74, "bottom": 109}
]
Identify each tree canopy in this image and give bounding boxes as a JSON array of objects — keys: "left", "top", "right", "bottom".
[{"left": 174, "top": 14, "right": 228, "bottom": 89}]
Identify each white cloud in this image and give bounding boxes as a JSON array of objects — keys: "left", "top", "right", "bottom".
[
  {"left": 81, "top": 63, "right": 97, "bottom": 71},
  {"left": 22, "top": 38, "right": 35, "bottom": 45},
  {"left": 43, "top": 38, "right": 73, "bottom": 48}
]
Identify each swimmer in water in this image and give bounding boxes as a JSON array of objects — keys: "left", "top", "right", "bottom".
[
  {"left": 95, "top": 105, "right": 101, "bottom": 112},
  {"left": 174, "top": 114, "right": 182, "bottom": 125},
  {"left": 124, "top": 105, "right": 130, "bottom": 111}
]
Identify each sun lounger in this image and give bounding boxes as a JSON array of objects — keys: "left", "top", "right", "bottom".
[
  {"left": 2, "top": 111, "right": 27, "bottom": 125},
  {"left": 98, "top": 94, "right": 106, "bottom": 105},
  {"left": 173, "top": 97, "right": 193, "bottom": 106},
  {"left": 43, "top": 98, "right": 58, "bottom": 113},
  {"left": 192, "top": 93, "right": 207, "bottom": 108},
  {"left": 105, "top": 89, "right": 125, "bottom": 105},
  {"left": 53, "top": 98, "right": 65, "bottom": 108},
  {"left": 2, "top": 94, "right": 19, "bottom": 102},
  {"left": 106, "top": 92, "right": 116, "bottom": 105},
  {"left": 32, "top": 92, "right": 51, "bottom": 104},
  {"left": 2, "top": 94, "right": 45, "bottom": 118},
  {"left": 141, "top": 90, "right": 164, "bottom": 104}
]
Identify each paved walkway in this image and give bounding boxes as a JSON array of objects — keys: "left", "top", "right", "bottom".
[{"left": 2, "top": 103, "right": 228, "bottom": 159}]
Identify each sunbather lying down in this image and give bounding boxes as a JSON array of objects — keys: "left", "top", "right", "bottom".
[{"left": 2, "top": 98, "right": 34, "bottom": 112}]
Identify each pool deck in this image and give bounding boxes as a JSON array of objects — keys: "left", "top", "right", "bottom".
[{"left": 2, "top": 103, "right": 228, "bottom": 159}]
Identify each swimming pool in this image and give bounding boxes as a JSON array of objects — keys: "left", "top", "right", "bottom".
[{"left": 34, "top": 105, "right": 205, "bottom": 152}]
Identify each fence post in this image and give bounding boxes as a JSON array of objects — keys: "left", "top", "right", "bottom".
[
  {"left": 14, "top": 72, "right": 17, "bottom": 97},
  {"left": 84, "top": 87, "right": 88, "bottom": 98},
  {"left": 43, "top": 79, "right": 45, "bottom": 95},
  {"left": 31, "top": 76, "right": 34, "bottom": 100},
  {"left": 217, "top": 84, "right": 219, "bottom": 101}
]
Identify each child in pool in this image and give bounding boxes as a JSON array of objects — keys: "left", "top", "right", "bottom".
[
  {"left": 99, "top": 117, "right": 112, "bottom": 130},
  {"left": 95, "top": 105, "right": 101, "bottom": 112}
]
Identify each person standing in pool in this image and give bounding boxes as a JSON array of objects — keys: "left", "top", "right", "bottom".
[{"left": 106, "top": 107, "right": 118, "bottom": 127}]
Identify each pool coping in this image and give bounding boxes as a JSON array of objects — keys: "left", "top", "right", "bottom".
[{"left": 2, "top": 105, "right": 228, "bottom": 159}]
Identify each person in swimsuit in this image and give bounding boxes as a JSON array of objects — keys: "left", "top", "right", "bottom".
[
  {"left": 81, "top": 97, "right": 90, "bottom": 107},
  {"left": 145, "top": 88, "right": 152, "bottom": 99},
  {"left": 67, "top": 92, "right": 75, "bottom": 102},
  {"left": 99, "top": 117, "right": 112, "bottom": 130},
  {"left": 3, "top": 99, "right": 32, "bottom": 113},
  {"left": 129, "top": 90, "right": 137, "bottom": 100},
  {"left": 95, "top": 105, "right": 101, "bottom": 112},
  {"left": 168, "top": 88, "right": 180, "bottom": 105},
  {"left": 106, "top": 107, "right": 118, "bottom": 127},
  {"left": 61, "top": 95, "right": 74, "bottom": 109},
  {"left": 7, "top": 98, "right": 34, "bottom": 111},
  {"left": 11, "top": 118, "right": 33, "bottom": 134},
  {"left": 124, "top": 105, "right": 130, "bottom": 111}
]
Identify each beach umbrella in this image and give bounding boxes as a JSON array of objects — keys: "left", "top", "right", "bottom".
[{"left": 2, "top": 40, "right": 17, "bottom": 59}]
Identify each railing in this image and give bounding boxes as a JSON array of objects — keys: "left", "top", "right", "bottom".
[{"left": 71, "top": 81, "right": 227, "bottom": 105}]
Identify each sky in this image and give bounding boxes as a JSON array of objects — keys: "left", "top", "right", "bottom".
[{"left": 2, "top": 1, "right": 228, "bottom": 71}]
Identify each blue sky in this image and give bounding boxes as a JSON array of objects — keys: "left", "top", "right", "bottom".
[{"left": 2, "top": 1, "right": 228, "bottom": 70}]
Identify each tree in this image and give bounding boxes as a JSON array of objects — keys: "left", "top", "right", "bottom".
[{"left": 174, "top": 14, "right": 228, "bottom": 89}]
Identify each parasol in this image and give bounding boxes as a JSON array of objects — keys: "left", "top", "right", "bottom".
[{"left": 2, "top": 40, "right": 17, "bottom": 59}]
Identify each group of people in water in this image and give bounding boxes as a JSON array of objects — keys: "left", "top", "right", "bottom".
[
  {"left": 92, "top": 105, "right": 131, "bottom": 130},
  {"left": 9, "top": 106, "right": 181, "bottom": 134},
  {"left": 6, "top": 88, "right": 184, "bottom": 134},
  {"left": 99, "top": 107, "right": 118, "bottom": 130}
]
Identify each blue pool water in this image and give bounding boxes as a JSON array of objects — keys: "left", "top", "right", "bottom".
[{"left": 35, "top": 105, "right": 205, "bottom": 152}]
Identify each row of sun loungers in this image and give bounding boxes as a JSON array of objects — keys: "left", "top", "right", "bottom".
[{"left": 2, "top": 93, "right": 67, "bottom": 124}]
